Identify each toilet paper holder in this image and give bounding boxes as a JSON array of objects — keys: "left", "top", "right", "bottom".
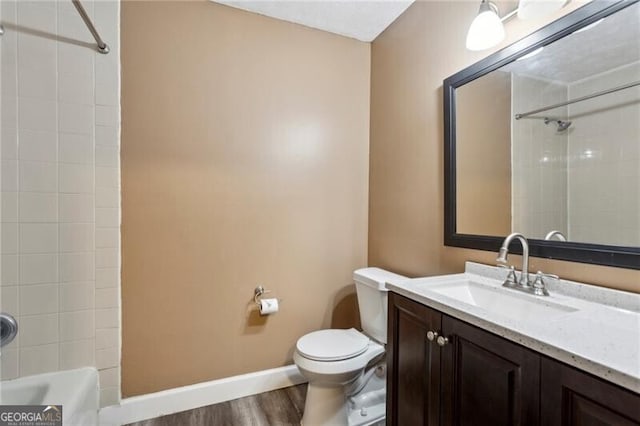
[{"left": 253, "top": 286, "right": 282, "bottom": 306}]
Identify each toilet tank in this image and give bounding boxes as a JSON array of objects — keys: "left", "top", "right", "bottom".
[{"left": 353, "top": 268, "right": 408, "bottom": 344}]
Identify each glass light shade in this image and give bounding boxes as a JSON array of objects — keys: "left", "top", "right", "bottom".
[
  {"left": 465, "top": 7, "right": 506, "bottom": 51},
  {"left": 518, "top": 0, "right": 566, "bottom": 20}
]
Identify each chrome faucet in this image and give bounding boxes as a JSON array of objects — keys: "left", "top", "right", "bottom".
[
  {"left": 544, "top": 230, "right": 567, "bottom": 241},
  {"left": 497, "top": 232, "right": 530, "bottom": 287}
]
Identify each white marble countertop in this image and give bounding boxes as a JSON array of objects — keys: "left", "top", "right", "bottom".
[{"left": 385, "top": 262, "right": 640, "bottom": 393}]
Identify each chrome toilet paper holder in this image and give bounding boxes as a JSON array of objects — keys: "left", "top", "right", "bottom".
[
  {"left": 254, "top": 286, "right": 282, "bottom": 306},
  {"left": 254, "top": 285, "right": 270, "bottom": 306}
]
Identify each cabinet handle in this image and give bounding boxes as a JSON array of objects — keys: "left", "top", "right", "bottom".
[
  {"left": 436, "top": 336, "right": 449, "bottom": 347},
  {"left": 426, "top": 331, "right": 438, "bottom": 341}
]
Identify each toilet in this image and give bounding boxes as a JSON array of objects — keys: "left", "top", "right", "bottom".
[{"left": 294, "top": 268, "right": 407, "bottom": 426}]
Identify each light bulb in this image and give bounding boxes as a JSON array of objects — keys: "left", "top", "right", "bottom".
[{"left": 466, "top": 2, "right": 506, "bottom": 51}]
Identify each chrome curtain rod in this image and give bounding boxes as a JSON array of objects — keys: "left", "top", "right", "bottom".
[
  {"left": 515, "top": 80, "right": 640, "bottom": 120},
  {"left": 71, "top": 0, "right": 109, "bottom": 54}
]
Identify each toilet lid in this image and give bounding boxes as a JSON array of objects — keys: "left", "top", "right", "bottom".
[{"left": 296, "top": 328, "right": 369, "bottom": 361}]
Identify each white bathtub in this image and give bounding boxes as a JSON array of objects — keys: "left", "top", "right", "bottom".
[{"left": 0, "top": 367, "right": 99, "bottom": 426}]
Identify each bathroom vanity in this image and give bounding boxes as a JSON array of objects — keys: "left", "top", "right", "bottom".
[{"left": 384, "top": 263, "right": 640, "bottom": 426}]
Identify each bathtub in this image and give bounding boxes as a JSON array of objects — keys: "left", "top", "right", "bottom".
[{"left": 0, "top": 367, "right": 99, "bottom": 426}]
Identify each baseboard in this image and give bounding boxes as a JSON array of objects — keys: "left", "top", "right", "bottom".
[{"left": 99, "top": 365, "right": 306, "bottom": 426}]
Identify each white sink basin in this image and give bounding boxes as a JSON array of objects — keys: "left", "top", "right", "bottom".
[{"left": 428, "top": 279, "right": 578, "bottom": 322}]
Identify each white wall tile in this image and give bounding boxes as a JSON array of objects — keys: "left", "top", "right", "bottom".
[
  {"left": 96, "top": 208, "right": 119, "bottom": 227},
  {"left": 18, "top": 98, "right": 57, "bottom": 132},
  {"left": 95, "top": 167, "right": 119, "bottom": 188},
  {"left": 96, "top": 346, "right": 118, "bottom": 369},
  {"left": 95, "top": 105, "right": 119, "bottom": 127},
  {"left": 19, "top": 254, "right": 58, "bottom": 284},
  {"left": 60, "top": 339, "right": 95, "bottom": 369},
  {"left": 19, "top": 284, "right": 58, "bottom": 315},
  {"left": 19, "top": 130, "right": 57, "bottom": 162},
  {"left": 96, "top": 328, "right": 118, "bottom": 350},
  {"left": 60, "top": 223, "right": 94, "bottom": 252},
  {"left": 1, "top": 160, "right": 18, "bottom": 191},
  {"left": 1, "top": 255, "right": 18, "bottom": 286},
  {"left": 95, "top": 145, "right": 119, "bottom": 168},
  {"left": 19, "top": 192, "right": 57, "bottom": 222},
  {"left": 95, "top": 228, "right": 119, "bottom": 248},
  {"left": 59, "top": 252, "right": 94, "bottom": 282},
  {"left": 16, "top": 33, "right": 56, "bottom": 73},
  {"left": 19, "top": 343, "right": 59, "bottom": 376},
  {"left": 1, "top": 223, "right": 17, "bottom": 254},
  {"left": 95, "top": 268, "right": 118, "bottom": 288},
  {"left": 59, "top": 194, "right": 94, "bottom": 223},
  {"left": 59, "top": 163, "right": 94, "bottom": 193},
  {"left": 59, "top": 71, "right": 94, "bottom": 105},
  {"left": 98, "top": 367, "right": 120, "bottom": 388},
  {"left": 60, "top": 282, "right": 94, "bottom": 312},
  {"left": 95, "top": 308, "right": 118, "bottom": 329},
  {"left": 57, "top": 44, "right": 93, "bottom": 78},
  {"left": 99, "top": 387, "right": 120, "bottom": 408},
  {"left": 2, "top": 127, "right": 18, "bottom": 160},
  {"left": 1, "top": 192, "right": 18, "bottom": 222},
  {"left": 18, "top": 313, "right": 58, "bottom": 346},
  {"left": 20, "top": 223, "right": 58, "bottom": 253},
  {"left": 59, "top": 133, "right": 94, "bottom": 165},
  {"left": 19, "top": 161, "right": 58, "bottom": 192},
  {"left": 1, "top": 285, "right": 19, "bottom": 314},
  {"left": 18, "top": 63, "right": 57, "bottom": 101},
  {"left": 0, "top": 348, "right": 19, "bottom": 380},
  {"left": 60, "top": 310, "right": 94, "bottom": 341},
  {"left": 95, "top": 126, "right": 118, "bottom": 147},
  {"left": 95, "top": 287, "right": 118, "bottom": 309},
  {"left": 96, "top": 248, "right": 118, "bottom": 268},
  {"left": 96, "top": 187, "right": 119, "bottom": 208},
  {"left": 59, "top": 103, "right": 94, "bottom": 135}
]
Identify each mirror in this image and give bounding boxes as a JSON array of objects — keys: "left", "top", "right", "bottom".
[{"left": 444, "top": 0, "right": 640, "bottom": 269}]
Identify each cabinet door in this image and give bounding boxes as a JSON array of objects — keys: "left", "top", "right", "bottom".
[
  {"left": 387, "top": 293, "right": 442, "bottom": 426},
  {"left": 440, "top": 315, "right": 540, "bottom": 426},
  {"left": 541, "top": 356, "right": 640, "bottom": 425}
]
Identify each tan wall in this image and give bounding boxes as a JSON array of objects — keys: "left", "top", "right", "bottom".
[
  {"left": 369, "top": 0, "right": 640, "bottom": 293},
  {"left": 456, "top": 71, "right": 511, "bottom": 236},
  {"left": 121, "top": 1, "right": 370, "bottom": 396}
]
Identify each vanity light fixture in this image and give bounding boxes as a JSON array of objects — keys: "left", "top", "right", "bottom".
[
  {"left": 518, "top": 0, "right": 567, "bottom": 20},
  {"left": 466, "top": 0, "right": 506, "bottom": 51},
  {"left": 466, "top": 0, "right": 570, "bottom": 51}
]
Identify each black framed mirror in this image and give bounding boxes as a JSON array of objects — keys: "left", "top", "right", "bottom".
[{"left": 444, "top": 0, "right": 640, "bottom": 270}]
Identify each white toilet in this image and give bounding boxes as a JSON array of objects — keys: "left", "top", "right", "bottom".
[{"left": 294, "top": 268, "right": 407, "bottom": 426}]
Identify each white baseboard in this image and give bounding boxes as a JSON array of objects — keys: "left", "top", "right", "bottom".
[{"left": 99, "top": 365, "right": 306, "bottom": 426}]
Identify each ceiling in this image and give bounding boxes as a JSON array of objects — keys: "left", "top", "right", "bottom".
[
  {"left": 502, "top": 1, "right": 640, "bottom": 83},
  {"left": 210, "top": 0, "right": 415, "bottom": 42}
]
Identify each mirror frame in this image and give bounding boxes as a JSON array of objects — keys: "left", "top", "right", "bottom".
[{"left": 444, "top": 0, "right": 640, "bottom": 270}]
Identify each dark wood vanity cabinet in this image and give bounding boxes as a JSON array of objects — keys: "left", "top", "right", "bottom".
[{"left": 387, "top": 292, "right": 640, "bottom": 426}]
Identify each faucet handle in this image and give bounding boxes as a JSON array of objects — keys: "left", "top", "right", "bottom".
[
  {"left": 498, "top": 264, "right": 517, "bottom": 287},
  {"left": 532, "top": 271, "right": 558, "bottom": 296}
]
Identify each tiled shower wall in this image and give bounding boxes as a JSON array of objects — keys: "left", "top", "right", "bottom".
[
  {"left": 0, "top": 0, "right": 121, "bottom": 406},
  {"left": 567, "top": 61, "right": 640, "bottom": 246},
  {"left": 511, "top": 74, "right": 568, "bottom": 239}
]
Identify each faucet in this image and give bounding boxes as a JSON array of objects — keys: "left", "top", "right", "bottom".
[
  {"left": 496, "top": 233, "right": 530, "bottom": 287},
  {"left": 544, "top": 230, "right": 567, "bottom": 241}
]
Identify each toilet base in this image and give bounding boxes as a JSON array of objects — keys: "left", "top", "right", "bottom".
[{"left": 301, "top": 382, "right": 348, "bottom": 426}]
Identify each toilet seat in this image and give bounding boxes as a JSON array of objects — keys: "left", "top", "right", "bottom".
[{"left": 296, "top": 328, "right": 369, "bottom": 361}]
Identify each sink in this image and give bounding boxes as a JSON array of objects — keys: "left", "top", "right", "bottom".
[{"left": 427, "top": 280, "right": 578, "bottom": 322}]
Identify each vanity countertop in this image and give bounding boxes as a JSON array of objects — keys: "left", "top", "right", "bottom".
[{"left": 385, "top": 262, "right": 640, "bottom": 393}]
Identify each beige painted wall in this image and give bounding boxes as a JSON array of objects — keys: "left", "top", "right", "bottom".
[
  {"left": 456, "top": 70, "right": 511, "bottom": 236},
  {"left": 121, "top": 1, "right": 370, "bottom": 396},
  {"left": 369, "top": 0, "right": 640, "bottom": 293}
]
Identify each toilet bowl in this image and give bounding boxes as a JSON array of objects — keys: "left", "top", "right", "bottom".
[{"left": 294, "top": 268, "right": 407, "bottom": 426}]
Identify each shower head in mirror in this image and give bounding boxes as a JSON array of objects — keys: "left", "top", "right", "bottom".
[{"left": 544, "top": 117, "right": 572, "bottom": 132}]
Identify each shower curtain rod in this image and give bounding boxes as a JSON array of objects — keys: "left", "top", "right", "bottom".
[
  {"left": 72, "top": 0, "right": 109, "bottom": 54},
  {"left": 514, "top": 80, "right": 640, "bottom": 120},
  {"left": 0, "top": 1, "right": 109, "bottom": 54}
]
